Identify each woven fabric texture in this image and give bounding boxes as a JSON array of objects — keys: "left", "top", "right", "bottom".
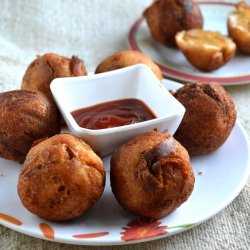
[{"left": 0, "top": 1, "right": 249, "bottom": 249}]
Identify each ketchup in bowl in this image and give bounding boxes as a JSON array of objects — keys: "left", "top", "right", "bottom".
[{"left": 71, "top": 98, "right": 156, "bottom": 130}]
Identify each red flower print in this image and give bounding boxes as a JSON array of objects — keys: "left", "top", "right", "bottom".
[{"left": 121, "top": 218, "right": 168, "bottom": 241}]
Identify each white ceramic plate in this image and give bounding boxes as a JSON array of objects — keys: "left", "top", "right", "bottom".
[
  {"left": 0, "top": 80, "right": 249, "bottom": 246},
  {"left": 128, "top": 1, "right": 250, "bottom": 85}
]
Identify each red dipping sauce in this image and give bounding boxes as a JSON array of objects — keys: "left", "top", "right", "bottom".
[{"left": 71, "top": 98, "right": 157, "bottom": 130}]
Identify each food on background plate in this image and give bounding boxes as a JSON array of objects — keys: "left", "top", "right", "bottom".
[
  {"left": 227, "top": 1, "right": 250, "bottom": 54},
  {"left": 174, "top": 82, "right": 236, "bottom": 155},
  {"left": 0, "top": 90, "right": 60, "bottom": 163},
  {"left": 21, "top": 53, "right": 87, "bottom": 100},
  {"left": 175, "top": 29, "right": 236, "bottom": 71},
  {"left": 71, "top": 98, "right": 157, "bottom": 130},
  {"left": 18, "top": 134, "right": 105, "bottom": 222},
  {"left": 143, "top": 0, "right": 203, "bottom": 47},
  {"left": 95, "top": 50, "right": 163, "bottom": 81},
  {"left": 110, "top": 131, "right": 194, "bottom": 219}
]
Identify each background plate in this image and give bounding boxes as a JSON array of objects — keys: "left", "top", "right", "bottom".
[
  {"left": 128, "top": 1, "right": 250, "bottom": 85},
  {"left": 0, "top": 80, "right": 249, "bottom": 246}
]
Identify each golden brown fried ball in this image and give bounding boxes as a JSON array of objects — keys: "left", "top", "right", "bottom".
[
  {"left": 143, "top": 0, "right": 203, "bottom": 47},
  {"left": 143, "top": 0, "right": 166, "bottom": 46},
  {"left": 21, "top": 53, "right": 87, "bottom": 100},
  {"left": 95, "top": 50, "right": 163, "bottom": 81},
  {"left": 175, "top": 29, "right": 236, "bottom": 71},
  {"left": 227, "top": 1, "right": 250, "bottom": 54},
  {"left": 174, "top": 82, "right": 236, "bottom": 155},
  {"left": 111, "top": 131, "right": 194, "bottom": 219},
  {"left": 0, "top": 90, "right": 60, "bottom": 163},
  {"left": 18, "top": 134, "right": 105, "bottom": 222}
]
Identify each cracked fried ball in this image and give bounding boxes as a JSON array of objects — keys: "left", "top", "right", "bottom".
[
  {"left": 21, "top": 53, "right": 87, "bottom": 100},
  {"left": 111, "top": 131, "right": 194, "bottom": 219},
  {"left": 175, "top": 29, "right": 236, "bottom": 71},
  {"left": 228, "top": 1, "right": 250, "bottom": 54}
]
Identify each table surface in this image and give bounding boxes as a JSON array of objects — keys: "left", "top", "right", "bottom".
[{"left": 0, "top": 1, "right": 249, "bottom": 249}]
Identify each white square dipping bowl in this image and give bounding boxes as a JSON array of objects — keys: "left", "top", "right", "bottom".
[{"left": 50, "top": 64, "right": 185, "bottom": 156}]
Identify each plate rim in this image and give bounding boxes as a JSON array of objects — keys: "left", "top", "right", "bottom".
[
  {"left": 128, "top": 1, "right": 250, "bottom": 85},
  {"left": 1, "top": 120, "right": 249, "bottom": 246}
]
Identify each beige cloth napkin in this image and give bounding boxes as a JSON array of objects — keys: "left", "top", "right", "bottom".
[{"left": 0, "top": 0, "right": 249, "bottom": 249}]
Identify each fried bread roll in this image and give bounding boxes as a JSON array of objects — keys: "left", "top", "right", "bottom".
[
  {"left": 143, "top": 0, "right": 203, "bottom": 47},
  {"left": 95, "top": 50, "right": 163, "bottom": 81},
  {"left": 174, "top": 82, "right": 236, "bottom": 155},
  {"left": 175, "top": 29, "right": 236, "bottom": 71},
  {"left": 111, "top": 131, "right": 194, "bottom": 219},
  {"left": 228, "top": 1, "right": 250, "bottom": 54},
  {"left": 18, "top": 134, "right": 105, "bottom": 222},
  {"left": 0, "top": 90, "right": 60, "bottom": 163},
  {"left": 21, "top": 53, "right": 87, "bottom": 100}
]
